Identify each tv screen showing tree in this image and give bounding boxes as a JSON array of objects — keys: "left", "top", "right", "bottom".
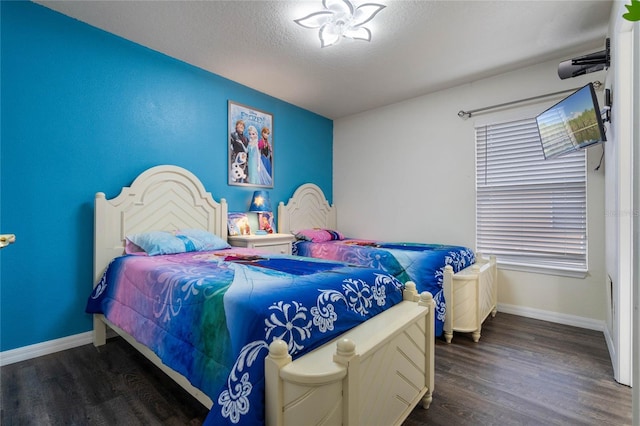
[{"left": 536, "top": 83, "right": 606, "bottom": 159}]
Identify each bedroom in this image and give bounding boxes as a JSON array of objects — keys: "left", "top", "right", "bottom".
[{"left": 1, "top": 0, "right": 637, "bottom": 423}]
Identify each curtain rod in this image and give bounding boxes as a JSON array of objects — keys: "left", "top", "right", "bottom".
[{"left": 457, "top": 80, "right": 602, "bottom": 119}]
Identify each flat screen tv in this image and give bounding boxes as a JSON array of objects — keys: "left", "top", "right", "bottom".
[{"left": 536, "top": 82, "right": 606, "bottom": 159}]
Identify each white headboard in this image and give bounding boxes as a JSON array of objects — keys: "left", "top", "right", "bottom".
[
  {"left": 93, "top": 165, "right": 228, "bottom": 284},
  {"left": 277, "top": 183, "right": 337, "bottom": 234}
]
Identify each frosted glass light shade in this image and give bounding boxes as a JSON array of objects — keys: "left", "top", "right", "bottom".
[{"left": 294, "top": 0, "right": 386, "bottom": 48}]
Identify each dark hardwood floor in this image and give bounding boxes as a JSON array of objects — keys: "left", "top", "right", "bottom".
[
  {"left": 406, "top": 314, "right": 632, "bottom": 426},
  {"left": 1, "top": 313, "right": 632, "bottom": 425}
]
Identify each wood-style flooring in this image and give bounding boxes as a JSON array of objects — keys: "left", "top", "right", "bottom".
[
  {"left": 405, "top": 314, "right": 632, "bottom": 426},
  {"left": 1, "top": 313, "right": 632, "bottom": 425}
]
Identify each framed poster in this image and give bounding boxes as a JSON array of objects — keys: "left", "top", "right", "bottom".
[{"left": 228, "top": 101, "right": 273, "bottom": 187}]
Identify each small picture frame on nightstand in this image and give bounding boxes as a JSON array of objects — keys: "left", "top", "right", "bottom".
[
  {"left": 257, "top": 211, "right": 275, "bottom": 234},
  {"left": 228, "top": 212, "right": 251, "bottom": 236}
]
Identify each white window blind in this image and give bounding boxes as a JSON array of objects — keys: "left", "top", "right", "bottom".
[{"left": 476, "top": 118, "right": 587, "bottom": 273}]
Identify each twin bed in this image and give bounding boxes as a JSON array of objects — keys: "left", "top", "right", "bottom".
[
  {"left": 90, "top": 165, "right": 435, "bottom": 426},
  {"left": 278, "top": 183, "right": 498, "bottom": 344}
]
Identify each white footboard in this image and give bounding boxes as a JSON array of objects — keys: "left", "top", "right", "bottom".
[
  {"left": 443, "top": 254, "right": 497, "bottom": 343},
  {"left": 94, "top": 285, "right": 435, "bottom": 426},
  {"left": 265, "top": 288, "right": 435, "bottom": 426}
]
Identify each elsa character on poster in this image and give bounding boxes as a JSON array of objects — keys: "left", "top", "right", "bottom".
[
  {"left": 247, "top": 125, "right": 272, "bottom": 186},
  {"left": 228, "top": 101, "right": 273, "bottom": 188}
]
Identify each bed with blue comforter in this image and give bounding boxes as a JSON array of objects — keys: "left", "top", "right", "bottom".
[
  {"left": 292, "top": 234, "right": 475, "bottom": 337},
  {"left": 86, "top": 249, "right": 405, "bottom": 425}
]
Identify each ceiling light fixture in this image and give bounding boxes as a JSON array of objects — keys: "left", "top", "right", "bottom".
[{"left": 294, "top": 0, "right": 386, "bottom": 48}]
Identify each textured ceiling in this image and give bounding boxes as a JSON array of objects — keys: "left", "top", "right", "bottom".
[{"left": 36, "top": 0, "right": 613, "bottom": 119}]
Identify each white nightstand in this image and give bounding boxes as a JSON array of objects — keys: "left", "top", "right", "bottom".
[{"left": 227, "top": 233, "right": 295, "bottom": 255}]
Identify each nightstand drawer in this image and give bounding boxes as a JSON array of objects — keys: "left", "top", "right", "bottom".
[
  {"left": 252, "top": 242, "right": 291, "bottom": 255},
  {"left": 228, "top": 233, "right": 295, "bottom": 255}
]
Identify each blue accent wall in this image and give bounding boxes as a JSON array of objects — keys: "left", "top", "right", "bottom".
[{"left": 0, "top": 2, "right": 333, "bottom": 352}]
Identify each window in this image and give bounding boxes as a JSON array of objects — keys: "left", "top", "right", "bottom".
[{"left": 475, "top": 118, "right": 587, "bottom": 275}]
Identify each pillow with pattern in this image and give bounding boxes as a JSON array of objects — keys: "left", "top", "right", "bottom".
[
  {"left": 125, "top": 229, "right": 230, "bottom": 256},
  {"left": 294, "top": 228, "right": 345, "bottom": 243}
]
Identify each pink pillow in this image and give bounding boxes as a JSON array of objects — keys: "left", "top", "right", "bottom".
[{"left": 295, "top": 228, "right": 345, "bottom": 243}]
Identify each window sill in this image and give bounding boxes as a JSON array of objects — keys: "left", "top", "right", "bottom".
[{"left": 496, "top": 260, "right": 588, "bottom": 279}]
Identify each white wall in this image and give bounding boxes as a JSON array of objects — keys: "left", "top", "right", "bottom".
[{"left": 334, "top": 52, "right": 607, "bottom": 328}]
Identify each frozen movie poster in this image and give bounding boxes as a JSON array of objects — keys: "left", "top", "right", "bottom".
[{"left": 228, "top": 101, "right": 274, "bottom": 188}]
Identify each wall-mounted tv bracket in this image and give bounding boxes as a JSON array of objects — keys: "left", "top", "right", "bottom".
[{"left": 558, "top": 38, "right": 610, "bottom": 80}]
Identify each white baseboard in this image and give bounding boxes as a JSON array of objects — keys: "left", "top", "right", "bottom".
[
  {"left": 0, "top": 331, "right": 93, "bottom": 367},
  {"left": 497, "top": 303, "right": 605, "bottom": 331},
  {"left": 1, "top": 306, "right": 605, "bottom": 367}
]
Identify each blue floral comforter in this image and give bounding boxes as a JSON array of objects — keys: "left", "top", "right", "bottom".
[
  {"left": 293, "top": 239, "right": 475, "bottom": 336},
  {"left": 86, "top": 249, "right": 404, "bottom": 425}
]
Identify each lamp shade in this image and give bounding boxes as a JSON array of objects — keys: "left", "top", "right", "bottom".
[{"left": 249, "top": 190, "right": 272, "bottom": 212}]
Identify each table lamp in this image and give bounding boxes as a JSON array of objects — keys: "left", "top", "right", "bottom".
[{"left": 249, "top": 191, "right": 273, "bottom": 234}]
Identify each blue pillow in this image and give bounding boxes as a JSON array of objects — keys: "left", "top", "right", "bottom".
[
  {"left": 126, "top": 229, "right": 230, "bottom": 256},
  {"left": 177, "top": 228, "right": 230, "bottom": 251}
]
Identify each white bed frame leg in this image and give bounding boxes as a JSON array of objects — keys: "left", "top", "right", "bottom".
[
  {"left": 333, "top": 339, "right": 360, "bottom": 426},
  {"left": 469, "top": 254, "right": 499, "bottom": 343},
  {"left": 472, "top": 261, "right": 483, "bottom": 342},
  {"left": 93, "top": 314, "right": 107, "bottom": 346},
  {"left": 419, "top": 291, "right": 435, "bottom": 409},
  {"left": 443, "top": 266, "right": 454, "bottom": 344},
  {"left": 265, "top": 340, "right": 292, "bottom": 426},
  {"left": 490, "top": 255, "right": 498, "bottom": 317},
  {"left": 443, "top": 332, "right": 453, "bottom": 344}
]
